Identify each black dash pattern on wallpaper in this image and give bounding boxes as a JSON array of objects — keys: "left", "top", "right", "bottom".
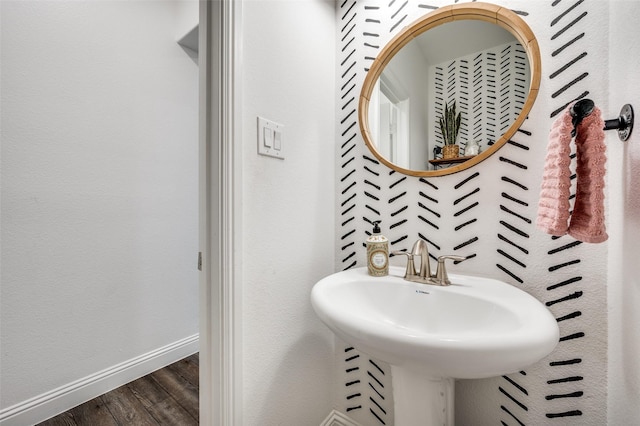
[
  {"left": 492, "top": 2, "right": 542, "bottom": 423},
  {"left": 339, "top": 1, "right": 394, "bottom": 423},
  {"left": 359, "top": 0, "right": 382, "bottom": 250},
  {"left": 368, "top": 359, "right": 388, "bottom": 425},
  {"left": 448, "top": 171, "right": 478, "bottom": 265},
  {"left": 344, "top": 347, "right": 362, "bottom": 413},
  {"left": 433, "top": 40, "right": 525, "bottom": 157},
  {"left": 540, "top": 0, "right": 590, "bottom": 422},
  {"left": 340, "top": 1, "right": 595, "bottom": 424},
  {"left": 339, "top": 0, "right": 358, "bottom": 272}
]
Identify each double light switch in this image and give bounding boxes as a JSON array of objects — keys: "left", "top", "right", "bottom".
[{"left": 258, "top": 116, "right": 284, "bottom": 159}]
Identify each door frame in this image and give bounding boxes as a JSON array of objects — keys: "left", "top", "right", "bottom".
[{"left": 199, "top": 1, "right": 243, "bottom": 425}]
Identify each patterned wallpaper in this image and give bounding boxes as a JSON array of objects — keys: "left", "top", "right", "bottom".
[
  {"left": 335, "top": 0, "right": 608, "bottom": 424},
  {"left": 430, "top": 40, "right": 529, "bottom": 157}
]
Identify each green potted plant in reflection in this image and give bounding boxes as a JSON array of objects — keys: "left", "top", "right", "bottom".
[{"left": 438, "top": 100, "right": 462, "bottom": 159}]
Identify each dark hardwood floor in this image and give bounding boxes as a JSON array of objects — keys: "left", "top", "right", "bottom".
[{"left": 36, "top": 353, "right": 199, "bottom": 426}]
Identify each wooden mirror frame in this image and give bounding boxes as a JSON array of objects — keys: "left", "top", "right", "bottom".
[{"left": 359, "top": 2, "right": 541, "bottom": 177}]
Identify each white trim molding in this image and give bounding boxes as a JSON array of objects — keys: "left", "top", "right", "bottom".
[
  {"left": 199, "top": 0, "right": 243, "bottom": 425},
  {"left": 320, "top": 410, "right": 364, "bottom": 426},
  {"left": 0, "top": 335, "right": 199, "bottom": 426}
]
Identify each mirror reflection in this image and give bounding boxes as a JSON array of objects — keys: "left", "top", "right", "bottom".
[{"left": 367, "top": 20, "right": 531, "bottom": 171}]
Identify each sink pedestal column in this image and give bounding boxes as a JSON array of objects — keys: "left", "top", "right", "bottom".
[{"left": 391, "top": 366, "right": 454, "bottom": 426}]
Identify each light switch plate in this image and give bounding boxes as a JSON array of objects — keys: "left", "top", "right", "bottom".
[{"left": 257, "top": 116, "right": 284, "bottom": 159}]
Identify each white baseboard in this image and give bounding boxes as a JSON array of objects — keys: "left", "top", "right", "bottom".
[
  {"left": 320, "top": 410, "right": 363, "bottom": 426},
  {"left": 0, "top": 334, "right": 199, "bottom": 426}
]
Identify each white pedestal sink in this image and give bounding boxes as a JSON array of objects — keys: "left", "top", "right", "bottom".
[{"left": 311, "top": 267, "right": 559, "bottom": 426}]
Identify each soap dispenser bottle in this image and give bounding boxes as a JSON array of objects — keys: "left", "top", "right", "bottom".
[{"left": 367, "top": 220, "right": 389, "bottom": 277}]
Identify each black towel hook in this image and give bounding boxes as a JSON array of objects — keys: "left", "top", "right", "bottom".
[{"left": 570, "top": 99, "right": 634, "bottom": 141}]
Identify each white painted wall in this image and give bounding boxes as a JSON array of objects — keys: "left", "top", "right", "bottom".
[
  {"left": 607, "top": 1, "right": 640, "bottom": 423},
  {"left": 173, "top": 0, "right": 199, "bottom": 43},
  {"left": 173, "top": 0, "right": 199, "bottom": 53},
  {"left": 240, "top": 0, "right": 337, "bottom": 424},
  {"left": 0, "top": 0, "right": 198, "bottom": 421}
]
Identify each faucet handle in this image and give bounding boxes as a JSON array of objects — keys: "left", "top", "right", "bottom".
[
  {"left": 435, "top": 255, "right": 466, "bottom": 286},
  {"left": 410, "top": 239, "right": 431, "bottom": 278},
  {"left": 391, "top": 251, "right": 416, "bottom": 278}
]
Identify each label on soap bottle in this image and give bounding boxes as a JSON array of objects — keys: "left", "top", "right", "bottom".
[
  {"left": 371, "top": 251, "right": 387, "bottom": 268},
  {"left": 367, "top": 242, "right": 388, "bottom": 276}
]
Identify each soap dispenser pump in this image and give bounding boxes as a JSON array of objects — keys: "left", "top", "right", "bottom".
[{"left": 366, "top": 220, "right": 389, "bottom": 277}]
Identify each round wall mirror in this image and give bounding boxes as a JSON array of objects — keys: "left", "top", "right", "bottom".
[{"left": 359, "top": 2, "right": 541, "bottom": 177}]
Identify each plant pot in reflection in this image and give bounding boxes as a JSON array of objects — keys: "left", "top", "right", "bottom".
[{"left": 442, "top": 145, "right": 459, "bottom": 159}]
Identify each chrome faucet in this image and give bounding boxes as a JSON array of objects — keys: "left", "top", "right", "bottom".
[{"left": 392, "top": 239, "right": 465, "bottom": 286}]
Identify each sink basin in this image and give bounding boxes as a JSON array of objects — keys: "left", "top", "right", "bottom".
[
  {"left": 311, "top": 266, "right": 559, "bottom": 425},
  {"left": 311, "top": 266, "right": 558, "bottom": 379}
]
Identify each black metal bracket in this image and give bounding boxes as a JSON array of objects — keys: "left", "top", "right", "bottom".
[
  {"left": 570, "top": 99, "right": 634, "bottom": 141},
  {"left": 605, "top": 103, "right": 634, "bottom": 141}
]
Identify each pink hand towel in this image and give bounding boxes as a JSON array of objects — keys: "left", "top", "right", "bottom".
[{"left": 537, "top": 103, "right": 607, "bottom": 243}]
